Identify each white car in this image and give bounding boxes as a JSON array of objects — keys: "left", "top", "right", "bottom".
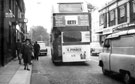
[
  {"left": 37, "top": 41, "right": 47, "bottom": 56},
  {"left": 90, "top": 42, "right": 102, "bottom": 56}
]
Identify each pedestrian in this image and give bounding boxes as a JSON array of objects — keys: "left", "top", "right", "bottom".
[
  {"left": 22, "top": 39, "right": 32, "bottom": 71},
  {"left": 16, "top": 39, "right": 22, "bottom": 64},
  {"left": 34, "top": 41, "right": 40, "bottom": 60}
]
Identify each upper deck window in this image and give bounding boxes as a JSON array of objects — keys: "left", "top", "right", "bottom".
[{"left": 59, "top": 3, "right": 82, "bottom": 13}]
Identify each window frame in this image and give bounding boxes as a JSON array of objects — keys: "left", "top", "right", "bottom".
[
  {"left": 118, "top": 3, "right": 127, "bottom": 24},
  {"left": 59, "top": 3, "right": 83, "bottom": 13},
  {"left": 63, "top": 31, "right": 82, "bottom": 43},
  {"left": 99, "top": 13, "right": 107, "bottom": 28},
  {"left": 109, "top": 9, "right": 116, "bottom": 27},
  {"left": 130, "top": 0, "right": 135, "bottom": 22}
]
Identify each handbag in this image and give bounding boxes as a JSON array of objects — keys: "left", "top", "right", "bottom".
[
  {"left": 19, "top": 53, "right": 22, "bottom": 59},
  {"left": 32, "top": 51, "right": 34, "bottom": 57}
]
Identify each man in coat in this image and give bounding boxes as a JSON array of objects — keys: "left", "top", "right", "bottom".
[
  {"left": 34, "top": 41, "right": 40, "bottom": 60},
  {"left": 16, "top": 39, "right": 22, "bottom": 64}
]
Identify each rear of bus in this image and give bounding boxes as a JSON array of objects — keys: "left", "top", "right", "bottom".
[
  {"left": 62, "top": 30, "right": 90, "bottom": 62},
  {"left": 52, "top": 2, "right": 90, "bottom": 63}
]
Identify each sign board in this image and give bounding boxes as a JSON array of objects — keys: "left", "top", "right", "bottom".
[
  {"left": 81, "top": 31, "right": 90, "bottom": 42},
  {"left": 65, "top": 15, "right": 78, "bottom": 26},
  {"left": 54, "top": 14, "right": 89, "bottom": 27},
  {"left": 5, "top": 13, "right": 13, "bottom": 18},
  {"left": 54, "top": 15, "right": 65, "bottom": 27},
  {"left": 103, "top": 28, "right": 113, "bottom": 35},
  {"left": 18, "top": 18, "right": 28, "bottom": 23}
]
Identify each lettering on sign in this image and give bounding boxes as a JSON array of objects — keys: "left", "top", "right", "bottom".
[
  {"left": 67, "top": 48, "right": 82, "bottom": 52},
  {"left": 113, "top": 23, "right": 135, "bottom": 32}
]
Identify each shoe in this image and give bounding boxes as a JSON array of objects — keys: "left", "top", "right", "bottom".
[
  {"left": 27, "top": 68, "right": 30, "bottom": 71},
  {"left": 24, "top": 68, "right": 26, "bottom": 70}
]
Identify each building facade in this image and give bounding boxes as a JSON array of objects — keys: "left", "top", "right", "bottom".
[
  {"left": 98, "top": 0, "right": 135, "bottom": 43},
  {"left": 0, "top": 0, "right": 27, "bottom": 66}
]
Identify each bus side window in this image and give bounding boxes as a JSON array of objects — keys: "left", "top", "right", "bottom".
[{"left": 103, "top": 39, "right": 110, "bottom": 48}]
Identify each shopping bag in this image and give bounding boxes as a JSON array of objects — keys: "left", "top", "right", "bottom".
[
  {"left": 32, "top": 52, "right": 34, "bottom": 57},
  {"left": 19, "top": 53, "right": 22, "bottom": 59}
]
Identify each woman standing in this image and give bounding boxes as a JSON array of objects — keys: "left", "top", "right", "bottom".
[{"left": 22, "top": 39, "right": 32, "bottom": 71}]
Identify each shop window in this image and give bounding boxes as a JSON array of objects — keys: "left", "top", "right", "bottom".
[
  {"left": 130, "top": 0, "right": 135, "bottom": 22},
  {"left": 99, "top": 13, "right": 107, "bottom": 28},
  {"left": 109, "top": 9, "right": 115, "bottom": 26},
  {"left": 118, "top": 4, "right": 127, "bottom": 24}
]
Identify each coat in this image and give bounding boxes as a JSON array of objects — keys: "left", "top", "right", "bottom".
[
  {"left": 16, "top": 41, "right": 22, "bottom": 52},
  {"left": 22, "top": 44, "right": 33, "bottom": 64},
  {"left": 34, "top": 43, "right": 40, "bottom": 53}
]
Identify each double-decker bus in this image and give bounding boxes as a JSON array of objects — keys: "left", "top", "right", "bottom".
[{"left": 50, "top": 1, "right": 91, "bottom": 64}]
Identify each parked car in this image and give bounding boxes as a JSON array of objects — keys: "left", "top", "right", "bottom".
[
  {"left": 37, "top": 41, "right": 47, "bottom": 56},
  {"left": 90, "top": 42, "right": 102, "bottom": 56}
]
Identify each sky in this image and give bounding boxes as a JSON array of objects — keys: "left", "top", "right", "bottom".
[{"left": 24, "top": 0, "right": 112, "bottom": 33}]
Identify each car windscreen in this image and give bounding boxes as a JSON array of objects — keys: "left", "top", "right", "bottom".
[
  {"left": 63, "top": 31, "right": 81, "bottom": 42},
  {"left": 38, "top": 43, "right": 46, "bottom": 49}
]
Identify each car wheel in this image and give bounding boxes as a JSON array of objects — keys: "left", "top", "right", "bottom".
[{"left": 123, "top": 73, "right": 131, "bottom": 84}]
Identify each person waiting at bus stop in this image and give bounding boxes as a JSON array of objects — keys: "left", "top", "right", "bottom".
[
  {"left": 16, "top": 39, "right": 22, "bottom": 64},
  {"left": 22, "top": 39, "right": 32, "bottom": 71},
  {"left": 34, "top": 41, "right": 40, "bottom": 60}
]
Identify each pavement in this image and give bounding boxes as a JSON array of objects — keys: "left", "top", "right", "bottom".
[
  {"left": 31, "top": 60, "right": 50, "bottom": 84},
  {"left": 0, "top": 58, "right": 32, "bottom": 84}
]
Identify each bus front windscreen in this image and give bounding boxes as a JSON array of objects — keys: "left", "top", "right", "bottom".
[{"left": 63, "top": 31, "right": 81, "bottom": 42}]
